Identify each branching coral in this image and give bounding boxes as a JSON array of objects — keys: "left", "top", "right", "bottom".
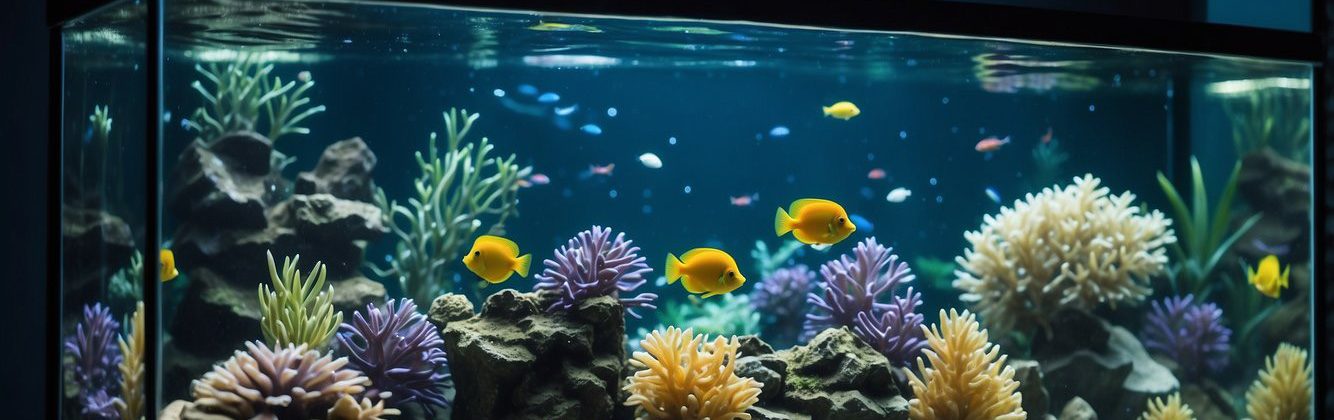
[
  {"left": 1244, "top": 343, "right": 1312, "bottom": 420},
  {"left": 750, "top": 239, "right": 803, "bottom": 278},
  {"left": 749, "top": 264, "right": 815, "bottom": 347},
  {"left": 372, "top": 108, "right": 531, "bottom": 305},
  {"left": 661, "top": 294, "right": 762, "bottom": 337},
  {"left": 115, "top": 302, "right": 145, "bottom": 420},
  {"left": 327, "top": 394, "right": 400, "bottom": 420},
  {"left": 190, "top": 341, "right": 372, "bottom": 419},
  {"left": 65, "top": 303, "right": 122, "bottom": 419},
  {"left": 954, "top": 174, "right": 1176, "bottom": 334},
  {"left": 1156, "top": 157, "right": 1259, "bottom": 294},
  {"left": 1140, "top": 393, "right": 1195, "bottom": 420},
  {"left": 187, "top": 53, "right": 326, "bottom": 144},
  {"left": 107, "top": 251, "right": 143, "bottom": 314},
  {"left": 855, "top": 286, "right": 926, "bottom": 366},
  {"left": 804, "top": 237, "right": 924, "bottom": 364},
  {"left": 533, "top": 226, "right": 657, "bottom": 318},
  {"left": 624, "top": 327, "right": 762, "bottom": 420},
  {"left": 906, "top": 309, "right": 1025, "bottom": 420},
  {"left": 259, "top": 250, "right": 342, "bottom": 349},
  {"left": 337, "top": 299, "right": 451, "bottom": 413},
  {"left": 1140, "top": 295, "right": 1231, "bottom": 379}
]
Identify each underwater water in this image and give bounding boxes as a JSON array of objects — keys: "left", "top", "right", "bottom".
[{"left": 60, "top": 1, "right": 1315, "bottom": 419}]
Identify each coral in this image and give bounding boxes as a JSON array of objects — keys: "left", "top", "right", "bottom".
[
  {"left": 65, "top": 303, "right": 123, "bottom": 419},
  {"left": 115, "top": 302, "right": 145, "bottom": 420},
  {"left": 749, "top": 264, "right": 816, "bottom": 347},
  {"left": 804, "top": 237, "right": 924, "bottom": 364},
  {"left": 661, "top": 295, "right": 761, "bottom": 337},
  {"left": 1157, "top": 157, "right": 1259, "bottom": 294},
  {"left": 107, "top": 251, "right": 143, "bottom": 314},
  {"left": 327, "top": 394, "right": 400, "bottom": 420},
  {"left": 259, "top": 250, "right": 343, "bottom": 349},
  {"left": 533, "top": 226, "right": 657, "bottom": 318},
  {"left": 955, "top": 174, "right": 1176, "bottom": 334},
  {"left": 624, "top": 327, "right": 762, "bottom": 420},
  {"left": 1140, "top": 393, "right": 1195, "bottom": 420},
  {"left": 750, "top": 239, "right": 803, "bottom": 278},
  {"left": 189, "top": 341, "right": 371, "bottom": 419},
  {"left": 372, "top": 108, "right": 530, "bottom": 305},
  {"left": 854, "top": 286, "right": 927, "bottom": 365},
  {"left": 1244, "top": 343, "right": 1312, "bottom": 420},
  {"left": 1140, "top": 295, "right": 1231, "bottom": 379},
  {"left": 187, "top": 53, "right": 326, "bottom": 144},
  {"left": 336, "top": 299, "right": 451, "bottom": 413},
  {"left": 906, "top": 309, "right": 1025, "bottom": 420}
]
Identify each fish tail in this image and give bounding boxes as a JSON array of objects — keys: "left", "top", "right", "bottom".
[
  {"left": 1002, "top": 136, "right": 1012, "bottom": 144},
  {"left": 665, "top": 253, "right": 684, "bottom": 284},
  {"left": 822, "top": 106, "right": 832, "bottom": 116},
  {"left": 606, "top": 163, "right": 614, "bottom": 174},
  {"left": 1280, "top": 265, "right": 1290, "bottom": 287},
  {"left": 514, "top": 254, "right": 532, "bottom": 278},
  {"left": 775, "top": 207, "right": 794, "bottom": 237}
]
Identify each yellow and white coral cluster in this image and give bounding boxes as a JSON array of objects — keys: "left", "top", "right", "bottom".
[
  {"left": 115, "top": 302, "right": 145, "bottom": 420},
  {"left": 954, "top": 174, "right": 1175, "bottom": 333},
  {"left": 327, "top": 394, "right": 401, "bottom": 420},
  {"left": 1141, "top": 393, "right": 1195, "bottom": 420},
  {"left": 1245, "top": 343, "right": 1312, "bottom": 420},
  {"left": 906, "top": 309, "right": 1025, "bottom": 420},
  {"left": 190, "top": 341, "right": 370, "bottom": 419},
  {"left": 624, "top": 327, "right": 762, "bottom": 420}
]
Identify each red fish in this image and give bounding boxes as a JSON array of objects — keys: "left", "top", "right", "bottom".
[
  {"left": 589, "top": 163, "right": 615, "bottom": 176},
  {"left": 1041, "top": 127, "right": 1053, "bottom": 144},
  {"left": 975, "top": 136, "right": 1011, "bottom": 153},
  {"left": 730, "top": 193, "right": 759, "bottom": 207},
  {"left": 867, "top": 168, "right": 886, "bottom": 180},
  {"left": 528, "top": 173, "right": 550, "bottom": 185},
  {"left": 515, "top": 179, "right": 533, "bottom": 188}
]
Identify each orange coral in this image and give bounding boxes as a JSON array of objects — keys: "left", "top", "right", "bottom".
[
  {"left": 624, "top": 327, "right": 762, "bottom": 420},
  {"left": 906, "top": 309, "right": 1025, "bottom": 420}
]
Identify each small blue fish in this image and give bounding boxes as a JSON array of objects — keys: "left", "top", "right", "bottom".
[
  {"left": 555, "top": 104, "right": 579, "bottom": 116},
  {"left": 580, "top": 124, "right": 603, "bottom": 135},
  {"left": 82, "top": 126, "right": 94, "bottom": 144},
  {"left": 984, "top": 187, "right": 1001, "bottom": 204},
  {"left": 180, "top": 118, "right": 193, "bottom": 131},
  {"left": 769, "top": 125, "right": 790, "bottom": 138},
  {"left": 493, "top": 88, "right": 506, "bottom": 97},
  {"left": 849, "top": 214, "right": 873, "bottom": 233},
  {"left": 517, "top": 84, "right": 539, "bottom": 96},
  {"left": 538, "top": 92, "right": 561, "bottom": 103}
]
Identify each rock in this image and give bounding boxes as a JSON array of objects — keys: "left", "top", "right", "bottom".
[
  {"left": 330, "top": 276, "right": 387, "bottom": 314},
  {"left": 208, "top": 131, "right": 273, "bottom": 176},
  {"left": 749, "top": 405, "right": 809, "bottom": 420},
  {"left": 428, "top": 294, "right": 476, "bottom": 327},
  {"left": 168, "top": 137, "right": 272, "bottom": 230},
  {"left": 167, "top": 268, "right": 261, "bottom": 359},
  {"left": 287, "top": 194, "right": 386, "bottom": 241},
  {"left": 61, "top": 205, "right": 134, "bottom": 314},
  {"left": 1058, "top": 397, "right": 1097, "bottom": 420},
  {"left": 1179, "top": 380, "right": 1237, "bottom": 419},
  {"left": 1238, "top": 148, "right": 1310, "bottom": 222},
  {"left": 1035, "top": 310, "right": 1178, "bottom": 420},
  {"left": 767, "top": 328, "right": 909, "bottom": 420},
  {"left": 296, "top": 137, "right": 378, "bottom": 202},
  {"left": 162, "top": 338, "right": 219, "bottom": 403},
  {"left": 738, "top": 335, "right": 775, "bottom": 357},
  {"left": 737, "top": 356, "right": 785, "bottom": 402},
  {"left": 1012, "top": 359, "right": 1050, "bottom": 419}
]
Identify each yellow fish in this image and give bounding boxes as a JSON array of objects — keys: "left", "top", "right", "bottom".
[
  {"left": 160, "top": 249, "right": 179, "bottom": 282},
  {"left": 665, "top": 248, "right": 746, "bottom": 298},
  {"left": 822, "top": 101, "right": 860, "bottom": 120},
  {"left": 462, "top": 235, "right": 532, "bottom": 284},
  {"left": 528, "top": 22, "right": 602, "bottom": 33},
  {"left": 775, "top": 198, "right": 857, "bottom": 245},
  {"left": 1247, "top": 255, "right": 1289, "bottom": 298}
]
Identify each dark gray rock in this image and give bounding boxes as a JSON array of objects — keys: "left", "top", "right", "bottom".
[
  {"left": 737, "top": 356, "right": 785, "bottom": 402},
  {"left": 61, "top": 205, "right": 134, "bottom": 314},
  {"left": 1058, "top": 397, "right": 1097, "bottom": 420},
  {"left": 1036, "top": 310, "right": 1177, "bottom": 420},
  {"left": 286, "top": 193, "right": 387, "bottom": 243},
  {"left": 748, "top": 405, "right": 807, "bottom": 420},
  {"left": 738, "top": 334, "right": 776, "bottom": 357},
  {"left": 208, "top": 131, "right": 273, "bottom": 176},
  {"left": 167, "top": 268, "right": 261, "bottom": 359},
  {"left": 760, "top": 328, "right": 908, "bottom": 420},
  {"left": 1012, "top": 359, "right": 1051, "bottom": 420},
  {"left": 296, "top": 137, "right": 378, "bottom": 202},
  {"left": 1180, "top": 380, "right": 1237, "bottom": 420},
  {"left": 168, "top": 135, "right": 272, "bottom": 230},
  {"left": 329, "top": 276, "right": 387, "bottom": 314}
]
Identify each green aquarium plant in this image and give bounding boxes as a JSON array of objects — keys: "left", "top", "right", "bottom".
[
  {"left": 372, "top": 108, "right": 531, "bottom": 305},
  {"left": 750, "top": 239, "right": 803, "bottom": 279},
  {"left": 258, "top": 250, "right": 342, "bottom": 349},
  {"left": 912, "top": 255, "right": 956, "bottom": 294},
  {"left": 187, "top": 54, "right": 326, "bottom": 146},
  {"left": 1029, "top": 138, "right": 1069, "bottom": 192},
  {"left": 108, "top": 251, "right": 143, "bottom": 314},
  {"left": 1156, "top": 157, "right": 1260, "bottom": 295},
  {"left": 1212, "top": 79, "right": 1311, "bottom": 160}
]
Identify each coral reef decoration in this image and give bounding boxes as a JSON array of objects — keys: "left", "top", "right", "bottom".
[
  {"left": 906, "top": 309, "right": 1025, "bottom": 420},
  {"left": 187, "top": 53, "right": 326, "bottom": 144},
  {"left": 660, "top": 294, "right": 761, "bottom": 337},
  {"left": 115, "top": 302, "right": 146, "bottom": 420},
  {"left": 533, "top": 225, "right": 657, "bottom": 318},
  {"left": 372, "top": 108, "right": 531, "bottom": 306},
  {"left": 259, "top": 250, "right": 343, "bottom": 349},
  {"left": 955, "top": 174, "right": 1176, "bottom": 334},
  {"left": 65, "top": 303, "right": 123, "bottom": 419},
  {"left": 336, "top": 299, "right": 451, "bottom": 413},
  {"left": 803, "top": 237, "right": 924, "bottom": 364},
  {"left": 327, "top": 394, "right": 401, "bottom": 420},
  {"left": 749, "top": 264, "right": 816, "bottom": 347},
  {"left": 1140, "top": 295, "right": 1231, "bottom": 378},
  {"left": 750, "top": 239, "right": 803, "bottom": 278},
  {"left": 854, "top": 286, "right": 927, "bottom": 366},
  {"left": 1244, "top": 343, "right": 1313, "bottom": 420},
  {"left": 624, "top": 327, "right": 763, "bottom": 420},
  {"left": 1140, "top": 393, "right": 1195, "bottom": 420},
  {"left": 190, "top": 341, "right": 371, "bottom": 419}
]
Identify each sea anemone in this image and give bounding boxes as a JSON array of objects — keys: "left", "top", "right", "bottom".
[
  {"left": 624, "top": 327, "right": 762, "bottom": 419},
  {"left": 1140, "top": 393, "right": 1195, "bottom": 420},
  {"left": 804, "top": 237, "right": 925, "bottom": 364},
  {"left": 1140, "top": 295, "right": 1231, "bottom": 378},
  {"left": 906, "top": 309, "right": 1025, "bottom": 420},
  {"left": 1245, "top": 343, "right": 1312, "bottom": 420},
  {"left": 337, "top": 299, "right": 451, "bottom": 413},
  {"left": 954, "top": 174, "right": 1176, "bottom": 334},
  {"left": 259, "top": 250, "right": 343, "bottom": 349},
  {"left": 190, "top": 341, "right": 371, "bottom": 419},
  {"left": 854, "top": 286, "right": 927, "bottom": 366},
  {"left": 65, "top": 303, "right": 122, "bottom": 419},
  {"left": 326, "top": 394, "right": 401, "bottom": 420},
  {"left": 533, "top": 226, "right": 657, "bottom": 318},
  {"left": 749, "top": 264, "right": 816, "bottom": 347}
]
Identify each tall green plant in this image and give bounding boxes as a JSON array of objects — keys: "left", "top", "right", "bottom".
[
  {"left": 258, "top": 250, "right": 341, "bottom": 349},
  {"left": 1156, "top": 157, "right": 1260, "bottom": 295},
  {"left": 187, "top": 54, "right": 326, "bottom": 145}
]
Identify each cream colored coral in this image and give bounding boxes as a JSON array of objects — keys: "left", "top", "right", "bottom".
[
  {"left": 327, "top": 394, "right": 400, "bottom": 420},
  {"left": 115, "top": 301, "right": 145, "bottom": 420},
  {"left": 906, "top": 309, "right": 1025, "bottom": 420},
  {"left": 954, "top": 174, "right": 1175, "bottom": 333},
  {"left": 1245, "top": 343, "right": 1312, "bottom": 420},
  {"left": 1141, "top": 393, "right": 1194, "bottom": 420},
  {"left": 191, "top": 341, "right": 370, "bottom": 419},
  {"left": 624, "top": 327, "right": 762, "bottom": 420}
]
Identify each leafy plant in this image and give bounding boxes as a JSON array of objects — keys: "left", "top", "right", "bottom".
[
  {"left": 750, "top": 239, "right": 803, "bottom": 279},
  {"left": 187, "top": 54, "right": 325, "bottom": 144},
  {"left": 1156, "top": 157, "right": 1260, "bottom": 295},
  {"left": 258, "top": 250, "right": 342, "bottom": 349}
]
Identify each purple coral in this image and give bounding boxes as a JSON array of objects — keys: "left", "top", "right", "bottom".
[
  {"left": 533, "top": 226, "right": 657, "bottom": 318},
  {"left": 1141, "top": 295, "right": 1232, "bottom": 378},
  {"left": 750, "top": 265, "right": 817, "bottom": 347},
  {"left": 337, "top": 299, "right": 451, "bottom": 413},
  {"left": 804, "top": 237, "right": 925, "bottom": 365},
  {"left": 64, "top": 303, "right": 122, "bottom": 419}
]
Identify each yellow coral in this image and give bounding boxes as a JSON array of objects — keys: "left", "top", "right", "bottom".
[
  {"left": 115, "top": 302, "right": 145, "bottom": 420},
  {"left": 906, "top": 309, "right": 1025, "bottom": 420},
  {"left": 1245, "top": 343, "right": 1312, "bottom": 420},
  {"left": 1141, "top": 393, "right": 1194, "bottom": 420},
  {"left": 954, "top": 174, "right": 1175, "bottom": 333},
  {"left": 327, "top": 394, "right": 400, "bottom": 420},
  {"left": 624, "top": 327, "right": 762, "bottom": 420}
]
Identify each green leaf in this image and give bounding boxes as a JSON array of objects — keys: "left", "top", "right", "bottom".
[
  {"left": 1189, "top": 157, "right": 1209, "bottom": 262},
  {"left": 1204, "top": 213, "right": 1261, "bottom": 279},
  {"left": 1207, "top": 161, "right": 1243, "bottom": 253},
  {"left": 1157, "top": 171, "right": 1195, "bottom": 251}
]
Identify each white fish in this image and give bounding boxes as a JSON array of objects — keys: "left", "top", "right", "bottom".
[
  {"left": 984, "top": 187, "right": 1001, "bottom": 204},
  {"left": 886, "top": 187, "right": 912, "bottom": 203},
  {"left": 538, "top": 92, "right": 561, "bottom": 103},
  {"left": 581, "top": 124, "right": 602, "bottom": 135},
  {"left": 810, "top": 244, "right": 832, "bottom": 252},
  {"left": 769, "top": 125, "right": 790, "bottom": 137},
  {"left": 638, "top": 152, "right": 663, "bottom": 169},
  {"left": 554, "top": 104, "right": 579, "bottom": 116}
]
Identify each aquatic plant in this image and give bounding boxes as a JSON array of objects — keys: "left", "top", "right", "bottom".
[
  {"left": 114, "top": 302, "right": 145, "bottom": 420},
  {"left": 327, "top": 394, "right": 400, "bottom": 420},
  {"left": 661, "top": 294, "right": 762, "bottom": 337},
  {"left": 750, "top": 238, "right": 803, "bottom": 278},
  {"left": 532, "top": 226, "right": 657, "bottom": 318},
  {"left": 1140, "top": 295, "right": 1231, "bottom": 379},
  {"left": 1030, "top": 138, "right": 1069, "bottom": 191},
  {"left": 372, "top": 108, "right": 531, "bottom": 305},
  {"left": 1156, "top": 157, "right": 1259, "bottom": 295},
  {"left": 624, "top": 327, "right": 762, "bottom": 419},
  {"left": 749, "top": 264, "right": 816, "bottom": 346},
  {"left": 1244, "top": 343, "right": 1312, "bottom": 420},
  {"left": 804, "top": 237, "right": 925, "bottom": 364},
  {"left": 955, "top": 174, "right": 1176, "bottom": 335},
  {"left": 65, "top": 303, "right": 123, "bottom": 420},
  {"left": 189, "top": 341, "right": 372, "bottom": 419},
  {"left": 187, "top": 53, "right": 326, "bottom": 144},
  {"left": 107, "top": 251, "right": 142, "bottom": 314},
  {"left": 911, "top": 255, "right": 955, "bottom": 294},
  {"left": 1140, "top": 393, "right": 1195, "bottom": 420},
  {"left": 1212, "top": 79, "right": 1311, "bottom": 159},
  {"left": 906, "top": 309, "right": 1024, "bottom": 420},
  {"left": 259, "top": 250, "right": 342, "bottom": 349},
  {"left": 336, "top": 299, "right": 451, "bottom": 413}
]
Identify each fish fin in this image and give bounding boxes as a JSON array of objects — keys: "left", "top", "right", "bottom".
[
  {"left": 681, "top": 276, "right": 708, "bottom": 294},
  {"left": 606, "top": 163, "right": 615, "bottom": 175},
  {"left": 775, "top": 207, "right": 794, "bottom": 236},
  {"left": 514, "top": 254, "right": 531, "bottom": 278},
  {"left": 482, "top": 235, "right": 521, "bottom": 256},
  {"left": 666, "top": 253, "right": 684, "bottom": 283},
  {"left": 1280, "top": 264, "right": 1290, "bottom": 288},
  {"left": 790, "top": 228, "right": 820, "bottom": 245},
  {"left": 822, "top": 106, "right": 832, "bottom": 116},
  {"left": 701, "top": 291, "right": 720, "bottom": 299},
  {"left": 681, "top": 248, "right": 716, "bottom": 262},
  {"left": 1247, "top": 265, "right": 1257, "bottom": 285},
  {"left": 486, "top": 271, "right": 513, "bottom": 284},
  {"left": 1002, "top": 136, "right": 1011, "bottom": 144},
  {"left": 789, "top": 198, "right": 830, "bottom": 217}
]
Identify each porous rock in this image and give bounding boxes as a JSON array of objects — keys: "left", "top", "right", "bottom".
[
  {"left": 1035, "top": 310, "right": 1178, "bottom": 420},
  {"left": 61, "top": 205, "right": 134, "bottom": 314},
  {"left": 1012, "top": 359, "right": 1051, "bottom": 420},
  {"left": 757, "top": 328, "right": 908, "bottom": 420},
  {"left": 296, "top": 137, "right": 378, "bottom": 202},
  {"left": 428, "top": 293, "right": 476, "bottom": 327},
  {"left": 168, "top": 132, "right": 274, "bottom": 229}
]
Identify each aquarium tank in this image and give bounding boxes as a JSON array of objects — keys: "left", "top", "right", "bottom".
[{"left": 55, "top": 0, "right": 1317, "bottom": 419}]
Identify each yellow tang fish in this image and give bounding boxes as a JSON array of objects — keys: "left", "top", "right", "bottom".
[
  {"left": 160, "top": 249, "right": 180, "bottom": 282},
  {"left": 463, "top": 235, "right": 532, "bottom": 284},
  {"left": 665, "top": 248, "right": 746, "bottom": 298},
  {"left": 775, "top": 198, "right": 857, "bottom": 245},
  {"left": 1247, "top": 255, "right": 1290, "bottom": 298},
  {"left": 822, "top": 101, "right": 860, "bottom": 120},
  {"left": 529, "top": 22, "right": 603, "bottom": 33}
]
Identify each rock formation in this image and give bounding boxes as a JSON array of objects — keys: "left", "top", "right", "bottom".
[
  {"left": 1033, "top": 310, "right": 1178, "bottom": 420},
  {"left": 744, "top": 328, "right": 909, "bottom": 420}
]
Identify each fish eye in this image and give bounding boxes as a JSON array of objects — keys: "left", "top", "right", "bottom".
[
  {"left": 727, "top": 271, "right": 735, "bottom": 277},
  {"left": 838, "top": 217, "right": 847, "bottom": 224},
  {"left": 474, "top": 251, "right": 481, "bottom": 256}
]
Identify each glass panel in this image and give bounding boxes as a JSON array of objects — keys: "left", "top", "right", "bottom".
[{"left": 947, "top": 0, "right": 1311, "bottom": 32}]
